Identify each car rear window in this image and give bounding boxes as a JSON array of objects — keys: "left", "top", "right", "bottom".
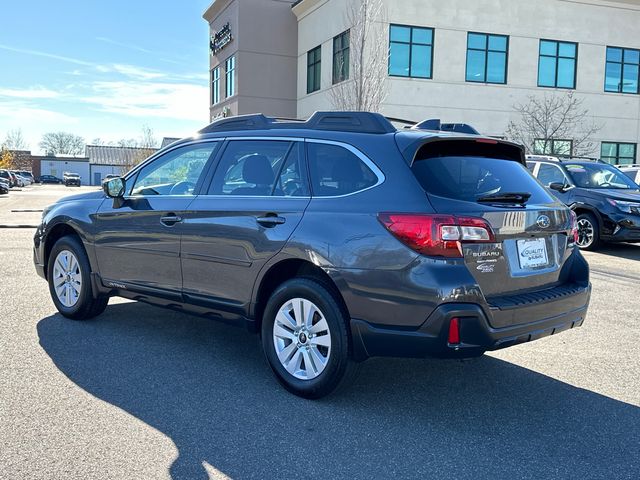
[{"left": 412, "top": 156, "right": 554, "bottom": 203}]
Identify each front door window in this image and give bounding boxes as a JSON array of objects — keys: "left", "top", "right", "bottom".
[{"left": 130, "top": 143, "right": 218, "bottom": 196}]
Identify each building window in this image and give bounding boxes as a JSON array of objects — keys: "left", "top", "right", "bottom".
[
  {"left": 211, "top": 66, "right": 220, "bottom": 105},
  {"left": 389, "top": 24, "right": 434, "bottom": 78},
  {"left": 605, "top": 47, "right": 640, "bottom": 94},
  {"left": 466, "top": 32, "right": 508, "bottom": 84},
  {"left": 533, "top": 139, "right": 573, "bottom": 156},
  {"left": 333, "top": 30, "right": 350, "bottom": 84},
  {"left": 601, "top": 142, "right": 637, "bottom": 165},
  {"left": 225, "top": 55, "right": 236, "bottom": 98},
  {"left": 307, "top": 45, "right": 322, "bottom": 94},
  {"left": 538, "top": 40, "right": 577, "bottom": 89}
]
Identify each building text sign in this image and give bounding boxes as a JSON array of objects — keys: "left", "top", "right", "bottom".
[{"left": 210, "top": 22, "right": 233, "bottom": 55}]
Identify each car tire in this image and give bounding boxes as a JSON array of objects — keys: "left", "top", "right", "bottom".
[
  {"left": 261, "top": 277, "right": 357, "bottom": 399},
  {"left": 47, "top": 235, "right": 109, "bottom": 320},
  {"left": 576, "top": 212, "right": 600, "bottom": 251}
]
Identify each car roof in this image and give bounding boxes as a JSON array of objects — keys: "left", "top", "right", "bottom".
[{"left": 168, "top": 111, "right": 512, "bottom": 146}]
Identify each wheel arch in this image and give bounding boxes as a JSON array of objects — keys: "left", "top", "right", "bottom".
[
  {"left": 570, "top": 204, "right": 603, "bottom": 228},
  {"left": 251, "top": 257, "right": 350, "bottom": 333},
  {"left": 43, "top": 223, "right": 84, "bottom": 280}
]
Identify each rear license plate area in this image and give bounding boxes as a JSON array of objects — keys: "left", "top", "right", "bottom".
[{"left": 516, "top": 238, "right": 549, "bottom": 269}]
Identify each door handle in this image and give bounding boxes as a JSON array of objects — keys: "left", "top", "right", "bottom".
[
  {"left": 160, "top": 214, "right": 183, "bottom": 226},
  {"left": 256, "top": 215, "right": 286, "bottom": 227}
]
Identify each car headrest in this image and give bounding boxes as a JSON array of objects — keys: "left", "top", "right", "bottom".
[{"left": 242, "top": 155, "right": 274, "bottom": 185}]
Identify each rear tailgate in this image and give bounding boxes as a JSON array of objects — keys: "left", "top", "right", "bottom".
[
  {"left": 427, "top": 196, "right": 573, "bottom": 296},
  {"left": 410, "top": 139, "right": 577, "bottom": 300}
]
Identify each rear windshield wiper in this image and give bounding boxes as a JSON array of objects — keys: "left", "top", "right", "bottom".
[{"left": 476, "top": 192, "right": 531, "bottom": 205}]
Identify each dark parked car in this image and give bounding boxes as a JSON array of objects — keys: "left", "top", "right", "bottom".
[
  {"left": 39, "top": 175, "right": 63, "bottom": 184},
  {"left": 527, "top": 156, "right": 640, "bottom": 250},
  {"left": 63, "top": 172, "right": 81, "bottom": 187},
  {"left": 0, "top": 169, "right": 13, "bottom": 187},
  {"left": 0, "top": 177, "right": 9, "bottom": 194},
  {"left": 619, "top": 165, "right": 640, "bottom": 186},
  {"left": 34, "top": 112, "right": 591, "bottom": 398}
]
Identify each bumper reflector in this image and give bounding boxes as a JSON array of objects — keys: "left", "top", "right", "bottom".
[{"left": 448, "top": 317, "right": 460, "bottom": 345}]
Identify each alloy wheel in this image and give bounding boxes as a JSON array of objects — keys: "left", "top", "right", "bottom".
[
  {"left": 52, "top": 249, "right": 82, "bottom": 307},
  {"left": 272, "top": 298, "right": 332, "bottom": 380},
  {"left": 577, "top": 218, "right": 594, "bottom": 248}
]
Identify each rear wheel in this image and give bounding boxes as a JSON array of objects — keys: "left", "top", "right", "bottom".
[
  {"left": 576, "top": 213, "right": 600, "bottom": 251},
  {"left": 47, "top": 235, "right": 109, "bottom": 320},
  {"left": 261, "top": 278, "right": 356, "bottom": 399}
]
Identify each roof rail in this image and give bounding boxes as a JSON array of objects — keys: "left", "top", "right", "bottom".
[
  {"left": 526, "top": 154, "right": 607, "bottom": 164},
  {"left": 198, "top": 111, "right": 396, "bottom": 135},
  {"left": 411, "top": 118, "right": 480, "bottom": 135}
]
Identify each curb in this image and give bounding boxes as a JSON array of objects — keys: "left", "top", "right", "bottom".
[
  {"left": 0, "top": 224, "right": 39, "bottom": 229},
  {"left": 10, "top": 209, "right": 43, "bottom": 213}
]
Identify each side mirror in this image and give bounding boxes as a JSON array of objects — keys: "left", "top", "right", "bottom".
[
  {"left": 548, "top": 182, "right": 566, "bottom": 193},
  {"left": 103, "top": 177, "right": 125, "bottom": 198}
]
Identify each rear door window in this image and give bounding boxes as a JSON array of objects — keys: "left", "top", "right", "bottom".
[
  {"left": 536, "top": 163, "right": 568, "bottom": 186},
  {"left": 208, "top": 140, "right": 308, "bottom": 197},
  {"left": 412, "top": 156, "right": 554, "bottom": 203},
  {"left": 307, "top": 142, "right": 378, "bottom": 196}
]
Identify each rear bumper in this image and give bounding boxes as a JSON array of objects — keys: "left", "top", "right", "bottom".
[{"left": 350, "top": 283, "right": 590, "bottom": 361}]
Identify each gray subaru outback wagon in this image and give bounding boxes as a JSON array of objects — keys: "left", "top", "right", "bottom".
[{"left": 34, "top": 112, "right": 591, "bottom": 398}]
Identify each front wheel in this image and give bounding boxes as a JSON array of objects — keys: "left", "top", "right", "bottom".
[
  {"left": 576, "top": 213, "right": 600, "bottom": 251},
  {"left": 47, "top": 235, "right": 109, "bottom": 320},
  {"left": 261, "top": 278, "right": 356, "bottom": 399}
]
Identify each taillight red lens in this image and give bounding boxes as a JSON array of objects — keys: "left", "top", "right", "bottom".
[
  {"left": 448, "top": 317, "right": 461, "bottom": 344},
  {"left": 378, "top": 213, "right": 495, "bottom": 258},
  {"left": 569, "top": 210, "right": 578, "bottom": 244}
]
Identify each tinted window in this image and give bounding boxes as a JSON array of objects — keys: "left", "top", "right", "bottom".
[
  {"left": 333, "top": 30, "right": 350, "bottom": 84},
  {"left": 412, "top": 156, "right": 554, "bottom": 203},
  {"left": 130, "top": 143, "right": 217, "bottom": 196},
  {"left": 466, "top": 32, "right": 508, "bottom": 84},
  {"left": 307, "top": 143, "right": 378, "bottom": 196},
  {"left": 601, "top": 141, "right": 637, "bottom": 165},
  {"left": 536, "top": 163, "right": 567, "bottom": 186},
  {"left": 621, "top": 169, "right": 640, "bottom": 183},
  {"left": 389, "top": 24, "right": 434, "bottom": 78},
  {"left": 605, "top": 46, "right": 640, "bottom": 94},
  {"left": 307, "top": 45, "right": 322, "bottom": 93},
  {"left": 538, "top": 40, "right": 577, "bottom": 89},
  {"left": 564, "top": 163, "right": 639, "bottom": 189},
  {"left": 209, "top": 140, "right": 308, "bottom": 197}
]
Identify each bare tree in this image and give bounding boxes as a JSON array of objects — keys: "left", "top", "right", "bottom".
[
  {"left": 329, "top": 0, "right": 387, "bottom": 112},
  {"left": 505, "top": 92, "right": 602, "bottom": 157},
  {"left": 3, "top": 129, "right": 28, "bottom": 150},
  {"left": 39, "top": 132, "right": 85, "bottom": 156},
  {"left": 139, "top": 124, "right": 158, "bottom": 149}
]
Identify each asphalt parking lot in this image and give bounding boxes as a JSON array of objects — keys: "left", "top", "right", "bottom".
[{"left": 1, "top": 185, "right": 639, "bottom": 479}]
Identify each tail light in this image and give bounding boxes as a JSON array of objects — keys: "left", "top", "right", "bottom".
[
  {"left": 569, "top": 210, "right": 579, "bottom": 245},
  {"left": 448, "top": 318, "right": 461, "bottom": 345},
  {"left": 377, "top": 213, "right": 495, "bottom": 258}
]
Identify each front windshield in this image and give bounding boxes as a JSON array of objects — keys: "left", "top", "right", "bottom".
[{"left": 564, "top": 163, "right": 639, "bottom": 189}]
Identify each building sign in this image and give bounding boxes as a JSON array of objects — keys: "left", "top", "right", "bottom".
[{"left": 210, "top": 22, "right": 232, "bottom": 55}]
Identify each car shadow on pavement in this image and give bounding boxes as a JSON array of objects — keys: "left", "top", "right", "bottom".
[
  {"left": 38, "top": 302, "right": 640, "bottom": 480},
  {"left": 593, "top": 243, "right": 640, "bottom": 261}
]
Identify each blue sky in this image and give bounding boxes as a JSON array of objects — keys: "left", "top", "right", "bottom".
[{"left": 0, "top": 0, "right": 212, "bottom": 153}]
